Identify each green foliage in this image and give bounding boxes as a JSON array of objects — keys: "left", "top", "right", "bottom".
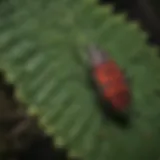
[{"left": 0, "top": 0, "right": 160, "bottom": 160}]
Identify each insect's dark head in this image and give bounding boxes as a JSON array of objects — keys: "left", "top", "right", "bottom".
[
  {"left": 110, "top": 91, "right": 131, "bottom": 112},
  {"left": 87, "top": 45, "right": 109, "bottom": 67}
]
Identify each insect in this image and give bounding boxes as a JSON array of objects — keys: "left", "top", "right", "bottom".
[{"left": 87, "top": 45, "right": 131, "bottom": 113}]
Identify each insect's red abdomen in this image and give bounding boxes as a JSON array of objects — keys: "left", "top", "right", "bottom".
[{"left": 94, "top": 60, "right": 130, "bottom": 111}]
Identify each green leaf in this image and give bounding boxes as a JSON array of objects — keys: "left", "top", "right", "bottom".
[{"left": 0, "top": 0, "right": 160, "bottom": 160}]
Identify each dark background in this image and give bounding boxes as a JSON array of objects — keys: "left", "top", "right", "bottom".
[{"left": 100, "top": 0, "right": 160, "bottom": 45}]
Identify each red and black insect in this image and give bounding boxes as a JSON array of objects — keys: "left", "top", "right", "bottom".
[{"left": 87, "top": 45, "right": 131, "bottom": 125}]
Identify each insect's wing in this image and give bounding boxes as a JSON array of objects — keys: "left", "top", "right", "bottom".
[{"left": 87, "top": 45, "right": 109, "bottom": 68}]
